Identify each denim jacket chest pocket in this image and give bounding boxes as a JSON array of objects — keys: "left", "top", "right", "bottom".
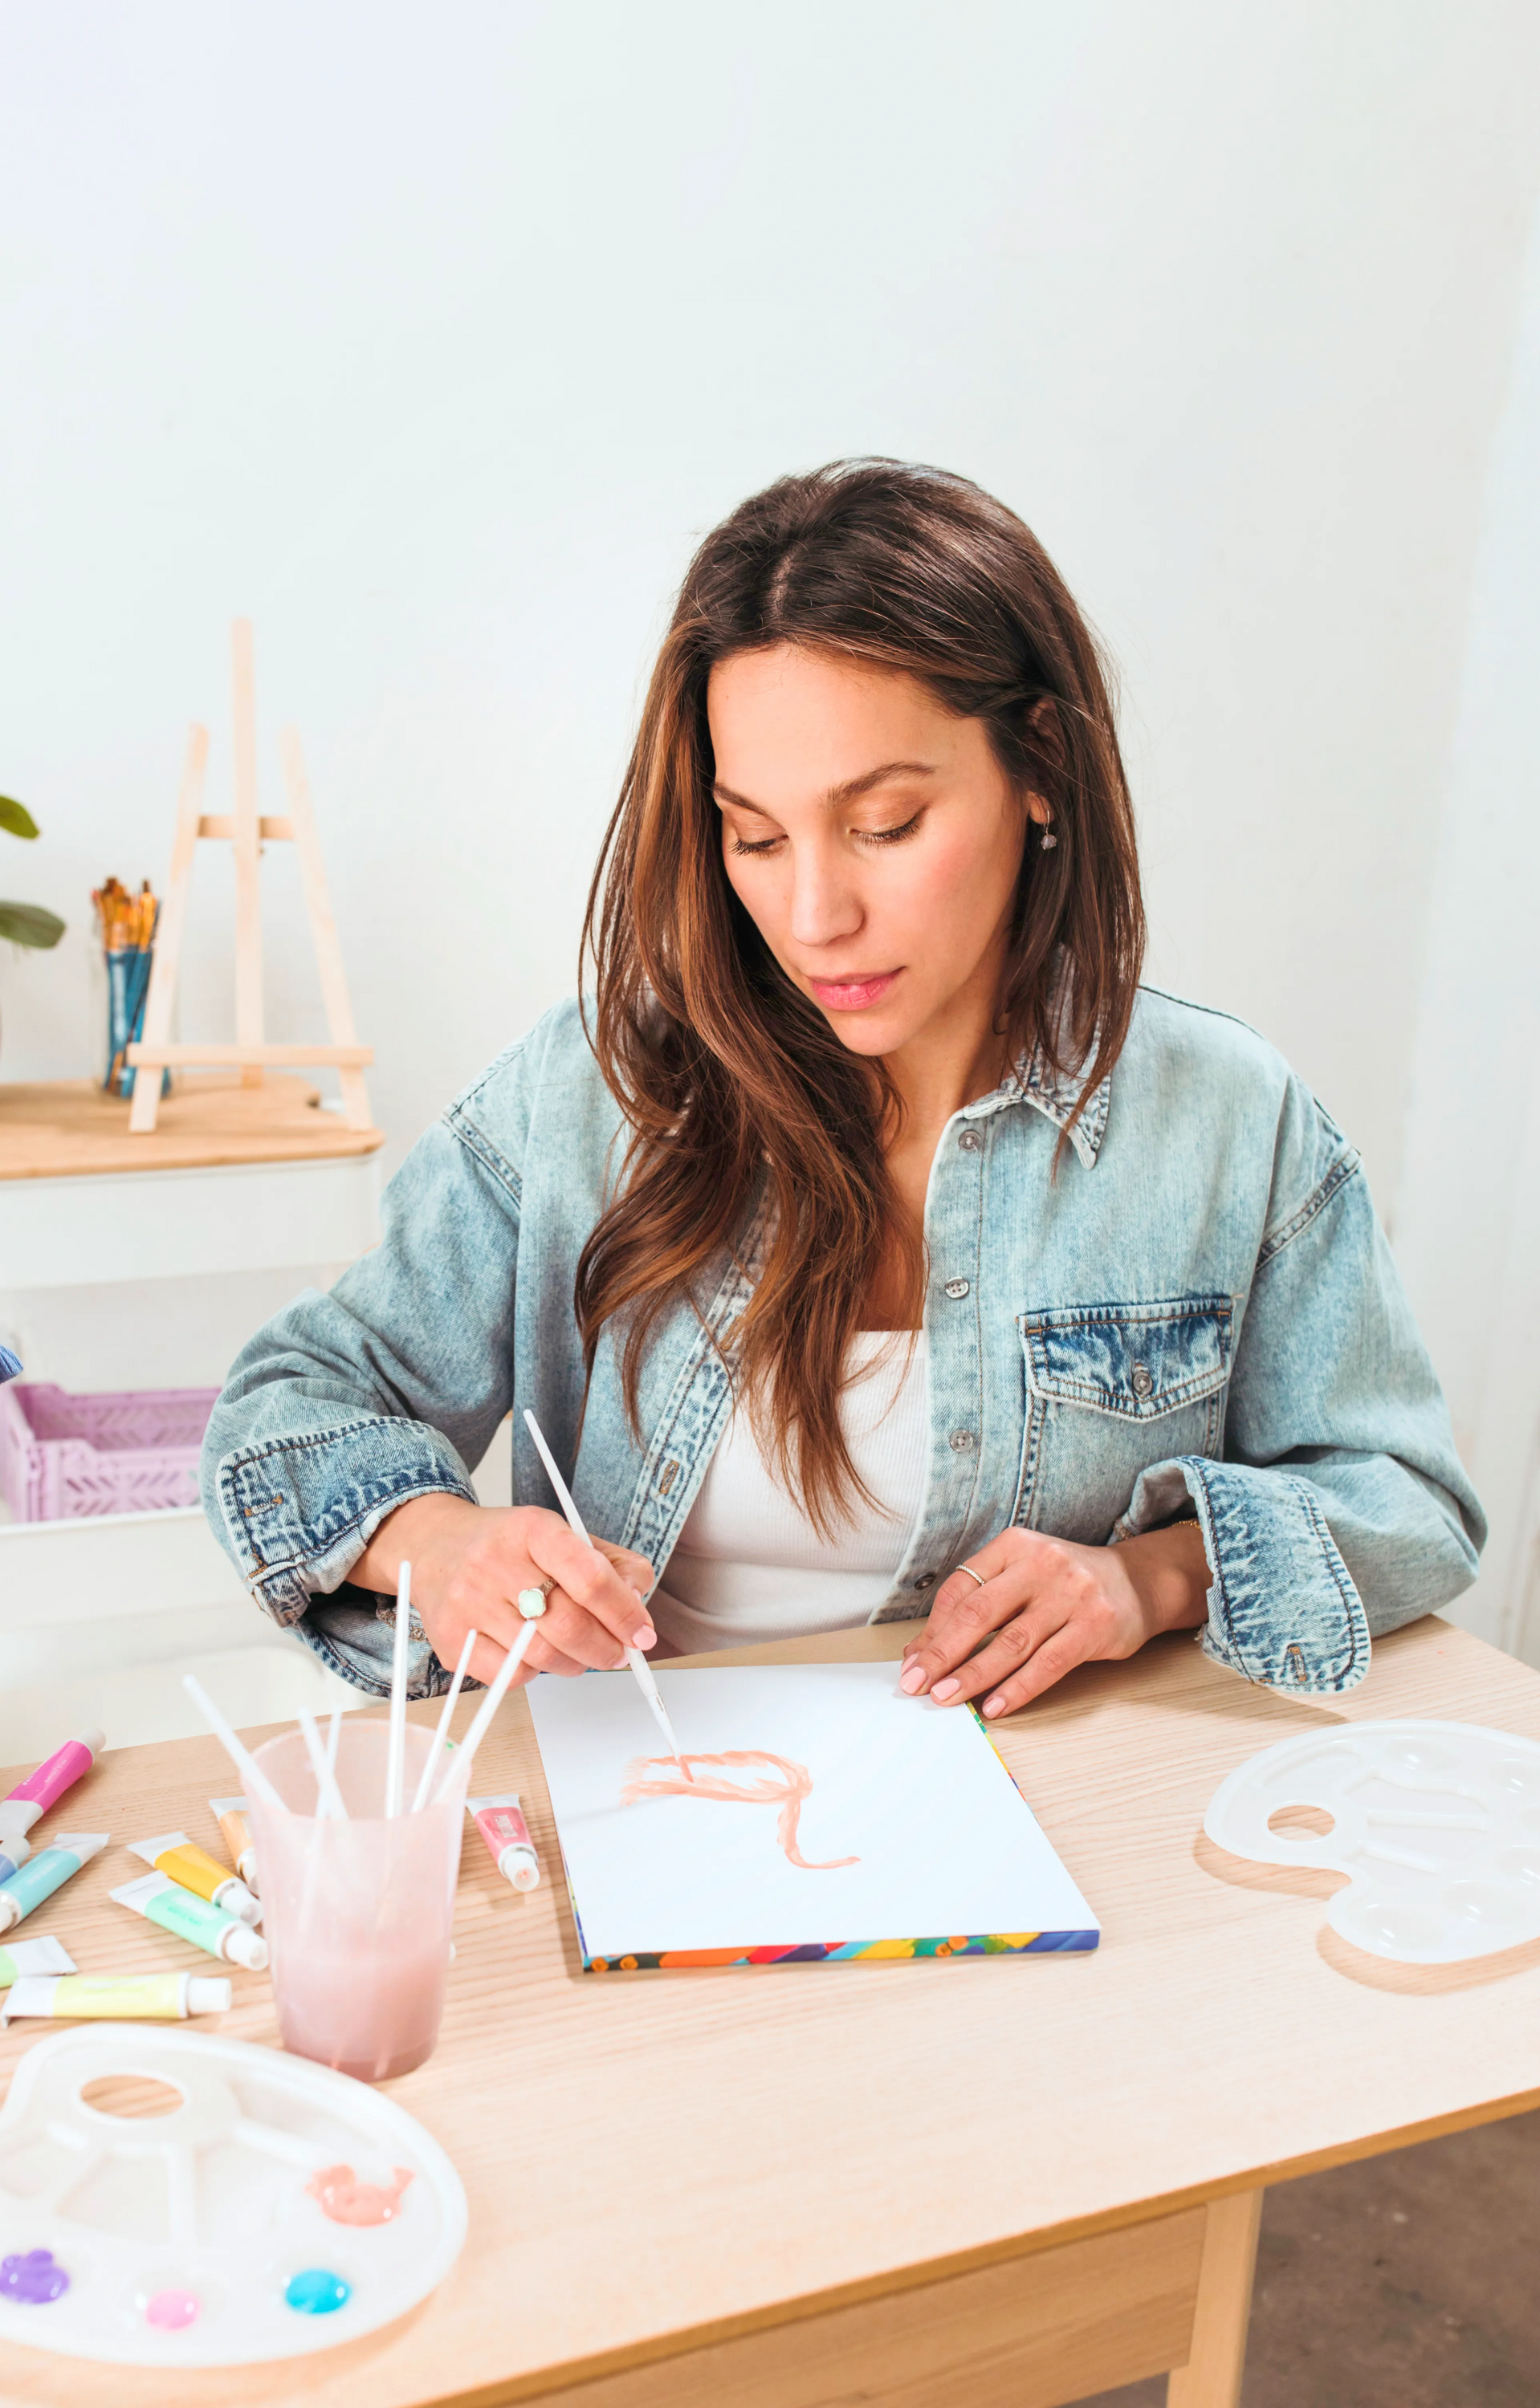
[{"left": 1013, "top": 1294, "right": 1234, "bottom": 1539}]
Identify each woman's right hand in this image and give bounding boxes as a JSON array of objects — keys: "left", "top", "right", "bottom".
[{"left": 352, "top": 1492, "right": 657, "bottom": 1691}]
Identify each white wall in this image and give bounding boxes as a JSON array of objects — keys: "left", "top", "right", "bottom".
[
  {"left": 2, "top": 3, "right": 1538, "bottom": 1617},
  {"left": 1393, "top": 197, "right": 1540, "bottom": 1658}
]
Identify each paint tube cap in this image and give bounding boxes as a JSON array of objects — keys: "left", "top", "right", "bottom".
[
  {"left": 222, "top": 1877, "right": 263, "bottom": 1928},
  {"left": 186, "top": 1979, "right": 232, "bottom": 2015},
  {"left": 73, "top": 1728, "right": 106, "bottom": 1763},
  {"left": 223, "top": 1922, "right": 268, "bottom": 1972},
  {"left": 497, "top": 1843, "right": 540, "bottom": 1892}
]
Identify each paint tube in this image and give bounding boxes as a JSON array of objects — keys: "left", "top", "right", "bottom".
[
  {"left": 109, "top": 1871, "right": 267, "bottom": 1970},
  {"left": 2, "top": 1972, "right": 230, "bottom": 2021},
  {"left": 0, "top": 1729, "right": 104, "bottom": 1844},
  {"left": 468, "top": 1793, "right": 540, "bottom": 1891},
  {"left": 0, "top": 1836, "right": 109, "bottom": 1934},
  {"left": 0, "top": 1937, "right": 76, "bottom": 1988},
  {"left": 128, "top": 1830, "right": 261, "bottom": 1926},
  {"left": 210, "top": 1796, "right": 259, "bottom": 1893},
  {"left": 0, "top": 1837, "right": 31, "bottom": 1886}
]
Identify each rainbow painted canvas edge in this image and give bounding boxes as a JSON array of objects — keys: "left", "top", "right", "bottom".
[{"left": 581, "top": 1929, "right": 1099, "bottom": 1971}]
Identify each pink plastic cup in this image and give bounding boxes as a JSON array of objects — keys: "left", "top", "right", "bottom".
[{"left": 247, "top": 1719, "right": 466, "bottom": 2081}]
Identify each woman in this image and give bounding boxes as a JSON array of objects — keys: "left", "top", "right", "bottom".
[{"left": 202, "top": 459, "right": 1482, "bottom": 1718}]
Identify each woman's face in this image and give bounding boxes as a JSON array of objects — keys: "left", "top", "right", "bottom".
[{"left": 707, "top": 645, "right": 1041, "bottom": 1064}]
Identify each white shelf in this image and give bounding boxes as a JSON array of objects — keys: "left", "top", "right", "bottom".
[
  {"left": 0, "top": 1505, "right": 250, "bottom": 1626},
  {"left": 1, "top": 1153, "right": 382, "bottom": 1291}
]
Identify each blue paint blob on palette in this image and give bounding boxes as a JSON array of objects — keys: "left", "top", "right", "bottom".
[
  {"left": 0, "top": 2028, "right": 466, "bottom": 2367},
  {"left": 285, "top": 2268, "right": 352, "bottom": 2316}
]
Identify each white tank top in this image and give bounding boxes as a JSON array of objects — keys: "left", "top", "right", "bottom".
[{"left": 650, "top": 1331, "right": 929, "bottom": 1653}]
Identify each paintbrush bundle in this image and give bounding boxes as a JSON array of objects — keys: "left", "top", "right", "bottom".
[
  {"left": 91, "top": 877, "right": 159, "bottom": 952},
  {"left": 92, "top": 877, "right": 162, "bottom": 1098}
]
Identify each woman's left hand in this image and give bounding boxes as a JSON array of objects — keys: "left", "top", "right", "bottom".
[{"left": 898, "top": 1521, "right": 1210, "bottom": 1717}]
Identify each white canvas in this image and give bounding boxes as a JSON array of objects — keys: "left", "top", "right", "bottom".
[{"left": 525, "top": 1662, "right": 1099, "bottom": 1963}]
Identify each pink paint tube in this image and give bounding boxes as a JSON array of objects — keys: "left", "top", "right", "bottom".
[
  {"left": 0, "top": 1729, "right": 105, "bottom": 1845},
  {"left": 468, "top": 1793, "right": 540, "bottom": 1891}
]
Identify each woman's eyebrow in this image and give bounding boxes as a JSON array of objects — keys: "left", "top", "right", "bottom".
[{"left": 713, "top": 760, "right": 939, "bottom": 813}]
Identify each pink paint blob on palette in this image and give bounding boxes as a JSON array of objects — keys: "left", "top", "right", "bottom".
[{"left": 0, "top": 2028, "right": 466, "bottom": 2366}]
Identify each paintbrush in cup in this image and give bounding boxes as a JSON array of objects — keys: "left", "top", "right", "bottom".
[
  {"left": 384, "top": 1560, "right": 413, "bottom": 1817},
  {"left": 297, "top": 1709, "right": 348, "bottom": 1819},
  {"left": 430, "top": 1615, "right": 542, "bottom": 1807},
  {"left": 411, "top": 1627, "right": 478, "bottom": 1813},
  {"left": 522, "top": 1409, "right": 691, "bottom": 1780},
  {"left": 183, "top": 1674, "right": 286, "bottom": 1812}
]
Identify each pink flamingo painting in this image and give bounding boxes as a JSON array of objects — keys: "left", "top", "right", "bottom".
[{"left": 620, "top": 1751, "right": 859, "bottom": 1870}]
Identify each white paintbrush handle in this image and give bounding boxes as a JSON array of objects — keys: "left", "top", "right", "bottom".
[
  {"left": 298, "top": 1708, "right": 348, "bottom": 1820},
  {"left": 183, "top": 1674, "right": 286, "bottom": 1812},
  {"left": 431, "top": 1617, "right": 540, "bottom": 1807},
  {"left": 411, "top": 1628, "right": 478, "bottom": 1813}
]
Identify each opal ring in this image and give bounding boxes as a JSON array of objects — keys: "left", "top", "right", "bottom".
[
  {"left": 516, "top": 1580, "right": 553, "bottom": 1621},
  {"left": 955, "top": 1563, "right": 986, "bottom": 1589}
]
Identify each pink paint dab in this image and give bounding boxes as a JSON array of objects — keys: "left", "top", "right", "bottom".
[{"left": 145, "top": 2288, "right": 199, "bottom": 2331}]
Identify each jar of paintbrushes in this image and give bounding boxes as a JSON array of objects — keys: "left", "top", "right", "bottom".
[{"left": 92, "top": 877, "right": 165, "bottom": 1100}]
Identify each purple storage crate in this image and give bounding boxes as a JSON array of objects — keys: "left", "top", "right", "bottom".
[{"left": 0, "top": 1382, "right": 219, "bottom": 1522}]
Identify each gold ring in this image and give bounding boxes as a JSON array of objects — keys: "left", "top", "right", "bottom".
[{"left": 955, "top": 1564, "right": 986, "bottom": 1589}]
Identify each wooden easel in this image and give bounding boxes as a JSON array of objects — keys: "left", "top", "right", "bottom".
[{"left": 127, "top": 620, "right": 375, "bottom": 1134}]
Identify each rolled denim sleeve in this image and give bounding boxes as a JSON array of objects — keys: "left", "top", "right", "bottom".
[
  {"left": 1117, "top": 1082, "right": 1485, "bottom": 1695},
  {"left": 200, "top": 1061, "right": 527, "bottom": 1692}
]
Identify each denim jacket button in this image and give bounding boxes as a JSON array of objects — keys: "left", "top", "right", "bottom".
[
  {"left": 956, "top": 1128, "right": 983, "bottom": 1152},
  {"left": 1131, "top": 1363, "right": 1155, "bottom": 1401},
  {"left": 943, "top": 1278, "right": 971, "bottom": 1300},
  {"left": 949, "top": 1429, "right": 976, "bottom": 1451}
]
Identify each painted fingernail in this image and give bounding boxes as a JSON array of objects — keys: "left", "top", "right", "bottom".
[
  {"left": 931, "top": 1677, "right": 960, "bottom": 1702},
  {"left": 899, "top": 1663, "right": 927, "bottom": 1694},
  {"left": 633, "top": 1627, "right": 657, "bottom": 1649},
  {"left": 983, "top": 1694, "right": 1005, "bottom": 1717}
]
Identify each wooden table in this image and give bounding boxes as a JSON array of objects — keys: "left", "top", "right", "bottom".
[{"left": 2, "top": 1616, "right": 1538, "bottom": 2408}]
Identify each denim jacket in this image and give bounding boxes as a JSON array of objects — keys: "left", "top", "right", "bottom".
[{"left": 202, "top": 987, "right": 1484, "bottom": 1702}]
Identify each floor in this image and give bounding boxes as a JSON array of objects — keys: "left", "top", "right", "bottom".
[{"left": 1085, "top": 2107, "right": 1540, "bottom": 2408}]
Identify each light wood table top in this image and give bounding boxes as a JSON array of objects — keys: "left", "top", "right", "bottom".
[
  {"left": 1, "top": 1615, "right": 1538, "bottom": 2408},
  {"left": 0, "top": 1074, "right": 384, "bottom": 1181}
]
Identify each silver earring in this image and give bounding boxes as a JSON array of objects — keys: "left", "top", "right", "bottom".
[{"left": 1039, "top": 823, "right": 1057, "bottom": 851}]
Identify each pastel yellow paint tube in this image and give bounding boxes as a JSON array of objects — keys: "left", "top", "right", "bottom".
[
  {"left": 128, "top": 1829, "right": 261, "bottom": 1926},
  {"left": 2, "top": 1972, "right": 230, "bottom": 2020},
  {"left": 0, "top": 1937, "right": 76, "bottom": 1988},
  {"left": 210, "top": 1796, "right": 259, "bottom": 1894}
]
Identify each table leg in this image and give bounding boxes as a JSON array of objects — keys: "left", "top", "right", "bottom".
[{"left": 1165, "top": 2187, "right": 1263, "bottom": 2408}]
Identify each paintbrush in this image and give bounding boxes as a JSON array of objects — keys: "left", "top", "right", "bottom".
[{"left": 522, "top": 1409, "right": 691, "bottom": 1780}]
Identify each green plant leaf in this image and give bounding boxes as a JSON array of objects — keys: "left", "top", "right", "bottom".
[
  {"left": 0, "top": 797, "right": 40, "bottom": 840},
  {"left": 0, "top": 901, "right": 66, "bottom": 947}
]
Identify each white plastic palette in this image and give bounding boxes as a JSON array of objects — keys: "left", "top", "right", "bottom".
[
  {"left": 1204, "top": 1719, "right": 1540, "bottom": 1964},
  {"left": 0, "top": 2025, "right": 466, "bottom": 2365}
]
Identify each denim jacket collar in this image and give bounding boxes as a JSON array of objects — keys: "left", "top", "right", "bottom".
[{"left": 961, "top": 1041, "right": 1111, "bottom": 1170}]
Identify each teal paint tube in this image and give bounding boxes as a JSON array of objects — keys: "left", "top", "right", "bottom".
[{"left": 0, "top": 1836, "right": 108, "bottom": 1933}]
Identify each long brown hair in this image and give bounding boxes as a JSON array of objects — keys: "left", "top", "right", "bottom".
[{"left": 577, "top": 458, "right": 1144, "bottom": 1532}]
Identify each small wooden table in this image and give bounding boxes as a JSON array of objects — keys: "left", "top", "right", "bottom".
[
  {"left": 1, "top": 1616, "right": 1538, "bottom": 2408},
  {"left": 0, "top": 1072, "right": 383, "bottom": 1295}
]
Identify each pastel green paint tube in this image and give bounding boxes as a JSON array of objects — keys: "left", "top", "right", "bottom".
[{"left": 109, "top": 1869, "right": 267, "bottom": 1970}]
